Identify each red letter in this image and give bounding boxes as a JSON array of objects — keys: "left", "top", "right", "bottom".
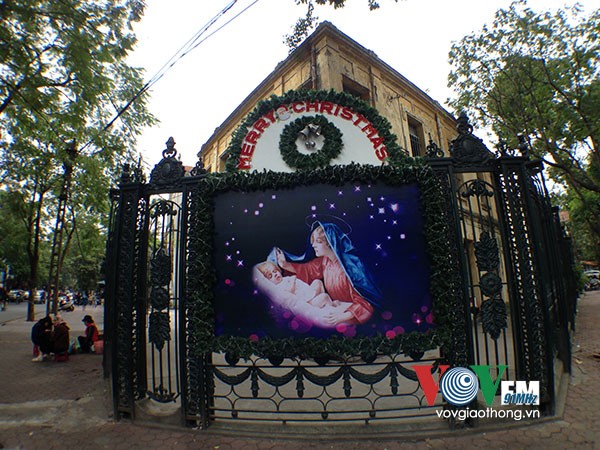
[
  {"left": 306, "top": 101, "right": 319, "bottom": 112},
  {"left": 252, "top": 118, "right": 269, "bottom": 134},
  {"left": 264, "top": 109, "right": 277, "bottom": 124},
  {"left": 245, "top": 130, "right": 260, "bottom": 144},
  {"left": 413, "top": 365, "right": 450, "bottom": 406},
  {"left": 375, "top": 146, "right": 389, "bottom": 161},
  {"left": 292, "top": 102, "right": 305, "bottom": 113},
  {"left": 353, "top": 113, "right": 368, "bottom": 128},
  {"left": 237, "top": 156, "right": 252, "bottom": 170},
  {"left": 370, "top": 136, "right": 384, "bottom": 148},
  {"left": 240, "top": 143, "right": 255, "bottom": 156},
  {"left": 340, "top": 107, "right": 353, "bottom": 121},
  {"left": 362, "top": 123, "right": 378, "bottom": 139},
  {"left": 319, "top": 101, "right": 334, "bottom": 115}
]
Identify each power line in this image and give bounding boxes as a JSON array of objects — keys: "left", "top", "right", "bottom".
[
  {"left": 80, "top": 0, "right": 262, "bottom": 154},
  {"left": 145, "top": 1, "right": 239, "bottom": 90}
]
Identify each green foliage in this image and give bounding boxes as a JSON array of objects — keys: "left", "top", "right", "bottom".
[
  {"left": 224, "top": 89, "right": 404, "bottom": 172},
  {"left": 279, "top": 114, "right": 343, "bottom": 170},
  {"left": 285, "top": 0, "right": 397, "bottom": 50},
  {"left": 554, "top": 190, "right": 600, "bottom": 264},
  {"left": 448, "top": 0, "right": 600, "bottom": 262},
  {"left": 0, "top": 191, "right": 31, "bottom": 286},
  {"left": 0, "top": 0, "right": 156, "bottom": 295}
]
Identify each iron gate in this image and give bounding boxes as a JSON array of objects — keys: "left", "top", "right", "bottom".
[{"left": 104, "top": 117, "right": 577, "bottom": 429}]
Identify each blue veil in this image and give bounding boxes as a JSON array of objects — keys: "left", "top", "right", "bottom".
[{"left": 268, "top": 221, "right": 383, "bottom": 308}]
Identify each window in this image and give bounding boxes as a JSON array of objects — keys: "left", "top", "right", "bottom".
[
  {"left": 298, "top": 77, "right": 313, "bottom": 91},
  {"left": 342, "top": 75, "right": 370, "bottom": 101},
  {"left": 407, "top": 116, "right": 424, "bottom": 157}
]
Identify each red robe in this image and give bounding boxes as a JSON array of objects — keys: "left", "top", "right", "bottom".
[{"left": 290, "top": 256, "right": 373, "bottom": 324}]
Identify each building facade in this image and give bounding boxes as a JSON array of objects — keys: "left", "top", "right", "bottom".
[{"left": 199, "top": 22, "right": 456, "bottom": 172}]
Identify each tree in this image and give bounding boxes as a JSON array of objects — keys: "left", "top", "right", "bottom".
[
  {"left": 285, "top": 0, "right": 398, "bottom": 50},
  {"left": 0, "top": 0, "right": 157, "bottom": 319},
  {"left": 554, "top": 190, "right": 600, "bottom": 264},
  {"left": 0, "top": 190, "right": 32, "bottom": 287},
  {"left": 448, "top": 1, "right": 600, "bottom": 262}
]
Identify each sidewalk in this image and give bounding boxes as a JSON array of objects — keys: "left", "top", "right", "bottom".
[{"left": 0, "top": 295, "right": 599, "bottom": 450}]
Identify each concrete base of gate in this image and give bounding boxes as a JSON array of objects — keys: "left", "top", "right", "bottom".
[
  {"left": 126, "top": 364, "right": 569, "bottom": 438},
  {"left": 203, "top": 414, "right": 551, "bottom": 441},
  {"left": 199, "top": 372, "right": 569, "bottom": 441},
  {"left": 135, "top": 398, "right": 181, "bottom": 426}
]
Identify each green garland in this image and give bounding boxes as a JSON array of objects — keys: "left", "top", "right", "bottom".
[
  {"left": 279, "top": 115, "right": 343, "bottom": 170},
  {"left": 225, "top": 89, "right": 407, "bottom": 172},
  {"left": 187, "top": 161, "right": 464, "bottom": 364}
]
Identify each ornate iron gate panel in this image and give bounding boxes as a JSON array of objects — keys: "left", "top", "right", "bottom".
[
  {"left": 107, "top": 166, "right": 149, "bottom": 418},
  {"left": 146, "top": 198, "right": 181, "bottom": 403},
  {"left": 424, "top": 114, "right": 577, "bottom": 414},
  {"left": 209, "top": 353, "right": 443, "bottom": 424},
  {"left": 105, "top": 121, "right": 577, "bottom": 429},
  {"left": 456, "top": 176, "right": 515, "bottom": 378}
]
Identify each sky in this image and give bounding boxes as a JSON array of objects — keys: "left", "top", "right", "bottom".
[{"left": 126, "top": 0, "right": 593, "bottom": 169}]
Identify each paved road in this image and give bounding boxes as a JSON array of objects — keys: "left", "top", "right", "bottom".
[
  {"left": 0, "top": 302, "right": 104, "bottom": 327},
  {"left": 0, "top": 295, "right": 599, "bottom": 449}
]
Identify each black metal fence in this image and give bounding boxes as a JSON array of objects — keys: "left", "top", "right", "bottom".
[{"left": 104, "top": 119, "right": 577, "bottom": 430}]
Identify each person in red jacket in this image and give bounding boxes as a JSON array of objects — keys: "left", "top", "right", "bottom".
[{"left": 78, "top": 315, "right": 99, "bottom": 353}]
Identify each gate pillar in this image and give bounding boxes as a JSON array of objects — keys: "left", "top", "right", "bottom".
[{"left": 106, "top": 164, "right": 149, "bottom": 419}]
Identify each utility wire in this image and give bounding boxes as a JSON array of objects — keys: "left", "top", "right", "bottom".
[
  {"left": 145, "top": 0, "right": 238, "bottom": 91},
  {"left": 80, "top": 0, "right": 261, "bottom": 154},
  {"left": 179, "top": 0, "right": 261, "bottom": 59}
]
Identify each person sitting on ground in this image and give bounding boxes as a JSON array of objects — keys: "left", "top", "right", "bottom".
[
  {"left": 31, "top": 316, "right": 53, "bottom": 362},
  {"left": 78, "top": 314, "right": 99, "bottom": 353},
  {"left": 51, "top": 314, "right": 70, "bottom": 355}
]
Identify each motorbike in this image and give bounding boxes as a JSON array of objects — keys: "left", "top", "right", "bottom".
[{"left": 58, "top": 297, "right": 75, "bottom": 312}]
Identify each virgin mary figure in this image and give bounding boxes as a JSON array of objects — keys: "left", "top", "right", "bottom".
[{"left": 254, "top": 221, "right": 382, "bottom": 329}]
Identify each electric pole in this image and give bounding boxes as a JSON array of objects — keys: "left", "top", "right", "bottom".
[{"left": 45, "top": 142, "right": 78, "bottom": 317}]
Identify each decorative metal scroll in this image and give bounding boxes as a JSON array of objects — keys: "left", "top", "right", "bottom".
[
  {"left": 211, "top": 355, "right": 442, "bottom": 423},
  {"left": 146, "top": 199, "right": 180, "bottom": 403},
  {"left": 496, "top": 135, "right": 531, "bottom": 159},
  {"left": 149, "top": 248, "right": 171, "bottom": 348},
  {"left": 120, "top": 162, "right": 146, "bottom": 184},
  {"left": 112, "top": 187, "right": 148, "bottom": 416},
  {"left": 475, "top": 233, "right": 507, "bottom": 339},
  {"left": 425, "top": 134, "right": 444, "bottom": 158},
  {"left": 461, "top": 179, "right": 507, "bottom": 340},
  {"left": 497, "top": 163, "right": 550, "bottom": 402}
]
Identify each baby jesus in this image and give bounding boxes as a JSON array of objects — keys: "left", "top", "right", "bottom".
[{"left": 256, "top": 261, "right": 340, "bottom": 309}]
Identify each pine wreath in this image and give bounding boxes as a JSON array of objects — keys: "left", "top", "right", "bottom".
[{"left": 279, "top": 115, "right": 343, "bottom": 170}]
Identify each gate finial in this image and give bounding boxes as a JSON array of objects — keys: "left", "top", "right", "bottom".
[
  {"left": 456, "top": 111, "right": 474, "bottom": 135},
  {"left": 449, "top": 112, "right": 494, "bottom": 165},
  {"left": 149, "top": 137, "right": 185, "bottom": 187}
]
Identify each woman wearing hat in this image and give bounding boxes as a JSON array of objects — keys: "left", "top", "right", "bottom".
[{"left": 78, "top": 315, "right": 99, "bottom": 353}]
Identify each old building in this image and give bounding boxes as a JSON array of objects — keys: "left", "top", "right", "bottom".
[{"left": 199, "top": 21, "right": 456, "bottom": 172}]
